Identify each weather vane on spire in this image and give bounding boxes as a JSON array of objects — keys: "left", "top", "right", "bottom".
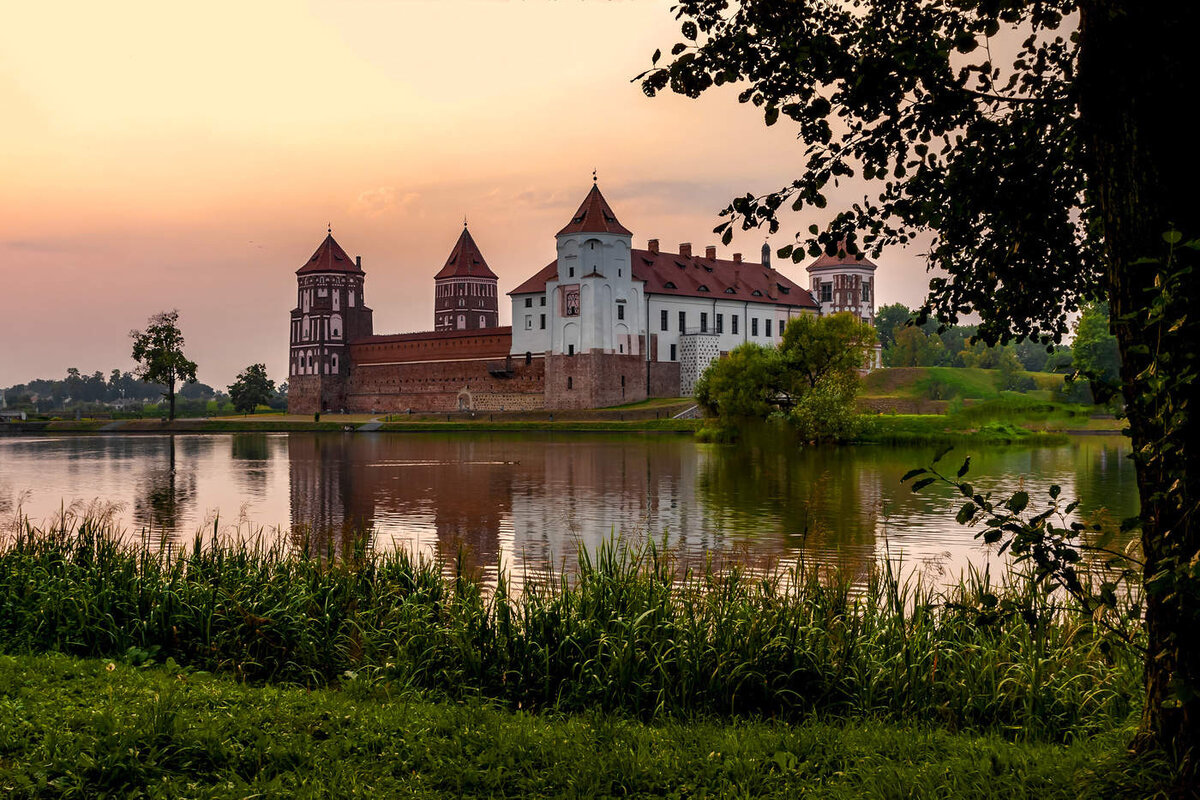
[
  {"left": 327, "top": 222, "right": 332, "bottom": 235},
  {"left": 592, "top": 168, "right": 597, "bottom": 184},
  {"left": 464, "top": 214, "right": 468, "bottom": 228}
]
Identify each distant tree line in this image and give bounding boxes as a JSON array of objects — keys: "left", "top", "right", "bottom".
[{"left": 876, "top": 302, "right": 1120, "bottom": 405}]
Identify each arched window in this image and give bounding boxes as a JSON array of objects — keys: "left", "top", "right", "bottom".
[
  {"left": 457, "top": 314, "right": 466, "bottom": 328},
  {"left": 479, "top": 314, "right": 486, "bottom": 327},
  {"left": 331, "top": 354, "right": 339, "bottom": 373},
  {"left": 525, "top": 351, "right": 532, "bottom": 365}
]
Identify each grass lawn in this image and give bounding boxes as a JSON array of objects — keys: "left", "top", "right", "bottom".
[{"left": 0, "top": 654, "right": 1169, "bottom": 800}]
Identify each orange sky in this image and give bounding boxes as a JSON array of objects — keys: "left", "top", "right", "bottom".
[{"left": 0, "top": 0, "right": 931, "bottom": 389}]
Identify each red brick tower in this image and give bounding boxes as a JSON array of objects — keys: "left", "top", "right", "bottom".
[
  {"left": 288, "top": 229, "right": 374, "bottom": 413},
  {"left": 434, "top": 223, "right": 499, "bottom": 331}
]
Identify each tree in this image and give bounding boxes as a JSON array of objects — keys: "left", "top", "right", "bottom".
[
  {"left": 642, "top": 0, "right": 1199, "bottom": 763},
  {"left": 887, "top": 325, "right": 946, "bottom": 367},
  {"left": 874, "top": 302, "right": 914, "bottom": 352},
  {"left": 694, "top": 343, "right": 782, "bottom": 419},
  {"left": 778, "top": 312, "right": 876, "bottom": 397},
  {"left": 130, "top": 310, "right": 198, "bottom": 421},
  {"left": 1072, "top": 301, "right": 1122, "bottom": 404},
  {"left": 228, "top": 364, "right": 276, "bottom": 415}
]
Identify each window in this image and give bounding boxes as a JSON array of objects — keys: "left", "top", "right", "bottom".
[
  {"left": 698, "top": 285, "right": 710, "bottom": 292},
  {"left": 525, "top": 297, "right": 533, "bottom": 308},
  {"left": 525, "top": 351, "right": 532, "bottom": 365},
  {"left": 732, "top": 315, "right": 739, "bottom": 335},
  {"left": 752, "top": 317, "right": 759, "bottom": 337},
  {"left": 670, "top": 344, "right": 677, "bottom": 361},
  {"left": 568, "top": 344, "right": 575, "bottom": 356},
  {"left": 621, "top": 375, "right": 625, "bottom": 387},
  {"left": 765, "top": 319, "right": 772, "bottom": 338},
  {"left": 567, "top": 377, "right": 573, "bottom": 389},
  {"left": 716, "top": 314, "right": 724, "bottom": 334},
  {"left": 862, "top": 281, "right": 871, "bottom": 302},
  {"left": 540, "top": 296, "right": 546, "bottom": 306},
  {"left": 679, "top": 311, "right": 686, "bottom": 332},
  {"left": 700, "top": 312, "right": 708, "bottom": 332},
  {"left": 349, "top": 291, "right": 356, "bottom": 307},
  {"left": 458, "top": 314, "right": 465, "bottom": 328},
  {"left": 664, "top": 281, "right": 676, "bottom": 289},
  {"left": 569, "top": 267, "right": 575, "bottom": 278},
  {"left": 540, "top": 314, "right": 546, "bottom": 329},
  {"left": 617, "top": 304, "right": 625, "bottom": 321},
  {"left": 660, "top": 309, "right": 668, "bottom": 331},
  {"left": 331, "top": 354, "right": 339, "bottom": 373},
  {"left": 820, "top": 282, "right": 832, "bottom": 303},
  {"left": 479, "top": 314, "right": 486, "bottom": 327}
]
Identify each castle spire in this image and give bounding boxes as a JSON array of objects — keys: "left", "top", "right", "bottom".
[{"left": 556, "top": 182, "right": 631, "bottom": 237}]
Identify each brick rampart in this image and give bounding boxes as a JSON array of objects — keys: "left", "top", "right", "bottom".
[
  {"left": 351, "top": 327, "right": 512, "bottom": 365},
  {"left": 544, "top": 352, "right": 649, "bottom": 410},
  {"left": 346, "top": 357, "right": 545, "bottom": 413}
]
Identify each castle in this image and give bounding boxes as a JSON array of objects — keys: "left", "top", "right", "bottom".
[{"left": 288, "top": 182, "right": 879, "bottom": 414}]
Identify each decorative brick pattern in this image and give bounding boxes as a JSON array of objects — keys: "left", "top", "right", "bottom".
[{"left": 678, "top": 333, "right": 720, "bottom": 397}]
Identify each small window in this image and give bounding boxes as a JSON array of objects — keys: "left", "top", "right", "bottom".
[
  {"left": 752, "top": 290, "right": 763, "bottom": 297},
  {"left": 540, "top": 296, "right": 546, "bottom": 306},
  {"left": 525, "top": 351, "right": 532, "bottom": 365},
  {"left": 725, "top": 287, "right": 736, "bottom": 294},
  {"left": 670, "top": 344, "right": 677, "bottom": 361},
  {"left": 820, "top": 283, "right": 832, "bottom": 303},
  {"left": 698, "top": 285, "right": 710, "bottom": 292},
  {"left": 525, "top": 316, "right": 533, "bottom": 330},
  {"left": 752, "top": 318, "right": 759, "bottom": 337},
  {"left": 568, "top": 377, "right": 573, "bottom": 389},
  {"left": 480, "top": 314, "right": 486, "bottom": 327},
  {"left": 617, "top": 305, "right": 625, "bottom": 321},
  {"left": 525, "top": 297, "right": 533, "bottom": 308},
  {"left": 716, "top": 314, "right": 724, "bottom": 334},
  {"left": 569, "top": 267, "right": 575, "bottom": 278},
  {"left": 679, "top": 311, "right": 686, "bottom": 332},
  {"left": 568, "top": 344, "right": 575, "bottom": 356},
  {"left": 621, "top": 376, "right": 625, "bottom": 387},
  {"left": 700, "top": 312, "right": 708, "bottom": 333},
  {"left": 664, "top": 281, "right": 676, "bottom": 289},
  {"left": 862, "top": 281, "right": 872, "bottom": 302},
  {"left": 540, "top": 314, "right": 546, "bottom": 329},
  {"left": 765, "top": 319, "right": 772, "bottom": 338},
  {"left": 732, "top": 315, "right": 739, "bottom": 335},
  {"left": 660, "top": 309, "right": 668, "bottom": 331}
]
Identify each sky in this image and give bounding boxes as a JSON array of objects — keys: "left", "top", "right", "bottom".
[{"left": 0, "top": 0, "right": 933, "bottom": 389}]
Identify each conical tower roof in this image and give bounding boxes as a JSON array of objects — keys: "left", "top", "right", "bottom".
[
  {"left": 296, "top": 232, "right": 363, "bottom": 275},
  {"left": 556, "top": 183, "right": 632, "bottom": 237},
  {"left": 435, "top": 225, "right": 498, "bottom": 280}
]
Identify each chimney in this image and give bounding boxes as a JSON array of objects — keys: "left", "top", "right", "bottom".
[
  {"left": 733, "top": 253, "right": 743, "bottom": 264},
  {"left": 648, "top": 238, "right": 659, "bottom": 254},
  {"left": 761, "top": 242, "right": 771, "bottom": 268},
  {"left": 705, "top": 245, "right": 717, "bottom": 260},
  {"left": 679, "top": 242, "right": 692, "bottom": 258},
  {"left": 355, "top": 256, "right": 362, "bottom": 269}
]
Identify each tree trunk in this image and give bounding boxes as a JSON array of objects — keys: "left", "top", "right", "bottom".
[
  {"left": 1078, "top": 0, "right": 1200, "bottom": 770},
  {"left": 168, "top": 379, "right": 176, "bottom": 421}
]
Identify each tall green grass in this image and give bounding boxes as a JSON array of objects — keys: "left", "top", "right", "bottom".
[{"left": 0, "top": 515, "right": 1141, "bottom": 741}]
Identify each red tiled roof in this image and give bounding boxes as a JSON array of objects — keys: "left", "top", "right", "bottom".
[
  {"left": 355, "top": 325, "right": 512, "bottom": 345},
  {"left": 297, "top": 233, "right": 363, "bottom": 275},
  {"left": 508, "top": 249, "right": 819, "bottom": 309},
  {"left": 806, "top": 246, "right": 879, "bottom": 271},
  {"left": 556, "top": 184, "right": 633, "bottom": 237},
  {"left": 434, "top": 226, "right": 498, "bottom": 280}
]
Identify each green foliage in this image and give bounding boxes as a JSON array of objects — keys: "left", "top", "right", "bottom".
[
  {"left": 1072, "top": 302, "right": 1122, "bottom": 405},
  {"left": 788, "top": 372, "right": 862, "bottom": 443},
  {"left": 874, "top": 302, "right": 914, "bottom": 351},
  {"left": 888, "top": 325, "right": 947, "bottom": 367},
  {"left": 697, "top": 313, "right": 873, "bottom": 442},
  {"left": 694, "top": 343, "right": 781, "bottom": 418},
  {"left": 129, "top": 310, "right": 198, "bottom": 421},
  {"left": 227, "top": 363, "right": 276, "bottom": 415},
  {"left": 0, "top": 517, "right": 1140, "bottom": 740}
]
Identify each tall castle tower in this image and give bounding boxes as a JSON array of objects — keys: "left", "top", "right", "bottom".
[
  {"left": 805, "top": 243, "right": 881, "bottom": 368},
  {"left": 434, "top": 224, "right": 499, "bottom": 331},
  {"left": 288, "top": 230, "right": 374, "bottom": 413}
]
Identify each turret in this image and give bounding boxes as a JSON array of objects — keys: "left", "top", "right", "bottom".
[
  {"left": 288, "top": 229, "right": 373, "bottom": 413},
  {"left": 434, "top": 223, "right": 499, "bottom": 331}
]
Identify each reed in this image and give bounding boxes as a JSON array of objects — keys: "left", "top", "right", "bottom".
[{"left": 0, "top": 514, "right": 1141, "bottom": 741}]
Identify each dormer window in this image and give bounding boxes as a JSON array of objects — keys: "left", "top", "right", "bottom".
[
  {"left": 752, "top": 290, "right": 763, "bottom": 297},
  {"left": 664, "top": 281, "right": 676, "bottom": 289},
  {"left": 698, "top": 285, "right": 710, "bottom": 292},
  {"left": 725, "top": 287, "right": 737, "bottom": 294}
]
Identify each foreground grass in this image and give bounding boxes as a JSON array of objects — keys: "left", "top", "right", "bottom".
[
  {"left": 0, "top": 653, "right": 1172, "bottom": 799},
  {"left": 0, "top": 517, "right": 1142, "bottom": 743}
]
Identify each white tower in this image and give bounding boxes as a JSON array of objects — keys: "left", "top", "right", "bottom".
[{"left": 546, "top": 181, "right": 644, "bottom": 357}]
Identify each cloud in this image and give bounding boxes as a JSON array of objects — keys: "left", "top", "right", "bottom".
[{"left": 350, "top": 187, "right": 420, "bottom": 218}]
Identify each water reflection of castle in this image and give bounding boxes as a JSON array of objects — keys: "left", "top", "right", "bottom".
[{"left": 284, "top": 432, "right": 889, "bottom": 580}]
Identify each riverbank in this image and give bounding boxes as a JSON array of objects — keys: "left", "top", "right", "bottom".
[{"left": 0, "top": 652, "right": 1167, "bottom": 799}]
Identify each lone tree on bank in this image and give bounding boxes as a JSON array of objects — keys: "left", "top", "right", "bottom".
[
  {"left": 228, "top": 364, "right": 276, "bottom": 415},
  {"left": 641, "top": 0, "right": 1198, "bottom": 766},
  {"left": 130, "top": 310, "right": 198, "bottom": 421}
]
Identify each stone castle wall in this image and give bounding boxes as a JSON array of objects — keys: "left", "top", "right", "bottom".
[{"left": 346, "top": 357, "right": 545, "bottom": 412}]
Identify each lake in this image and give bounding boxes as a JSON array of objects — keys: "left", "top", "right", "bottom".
[{"left": 0, "top": 431, "right": 1138, "bottom": 584}]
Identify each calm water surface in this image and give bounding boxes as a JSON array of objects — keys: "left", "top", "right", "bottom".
[{"left": 0, "top": 431, "right": 1138, "bottom": 583}]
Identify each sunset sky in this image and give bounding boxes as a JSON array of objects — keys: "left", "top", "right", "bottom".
[{"left": 1, "top": 0, "right": 931, "bottom": 389}]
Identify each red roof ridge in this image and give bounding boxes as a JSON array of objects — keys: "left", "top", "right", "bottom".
[
  {"left": 556, "top": 184, "right": 633, "bottom": 237},
  {"left": 296, "top": 233, "right": 363, "bottom": 275},
  {"left": 435, "top": 226, "right": 498, "bottom": 280}
]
